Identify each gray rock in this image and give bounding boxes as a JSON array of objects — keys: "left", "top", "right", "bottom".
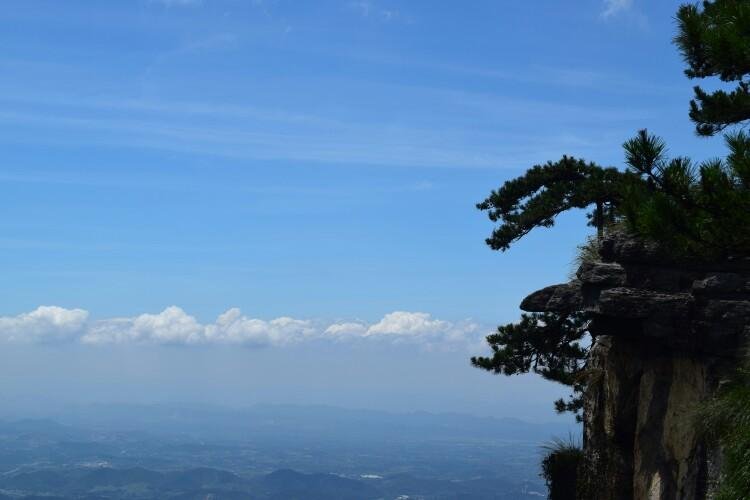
[
  {"left": 697, "top": 300, "right": 750, "bottom": 351},
  {"left": 579, "top": 335, "right": 642, "bottom": 500},
  {"left": 519, "top": 281, "right": 582, "bottom": 313},
  {"left": 623, "top": 265, "right": 701, "bottom": 293},
  {"left": 595, "top": 287, "right": 692, "bottom": 319},
  {"left": 599, "top": 232, "right": 664, "bottom": 264},
  {"left": 577, "top": 261, "right": 627, "bottom": 286},
  {"left": 692, "top": 273, "right": 750, "bottom": 294}
]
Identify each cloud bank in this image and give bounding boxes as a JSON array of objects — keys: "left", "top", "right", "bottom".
[{"left": 0, "top": 306, "right": 481, "bottom": 349}]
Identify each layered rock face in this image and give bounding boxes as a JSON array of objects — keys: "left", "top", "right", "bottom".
[{"left": 522, "top": 233, "right": 750, "bottom": 500}]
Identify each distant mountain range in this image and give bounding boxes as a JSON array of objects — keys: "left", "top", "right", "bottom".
[
  {"left": 0, "top": 404, "right": 572, "bottom": 499},
  {"left": 0, "top": 465, "right": 537, "bottom": 499},
  {"left": 36, "top": 402, "right": 575, "bottom": 443}
]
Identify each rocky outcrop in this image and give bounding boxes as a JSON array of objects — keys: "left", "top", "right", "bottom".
[
  {"left": 520, "top": 281, "right": 582, "bottom": 313},
  {"left": 521, "top": 232, "right": 750, "bottom": 500}
]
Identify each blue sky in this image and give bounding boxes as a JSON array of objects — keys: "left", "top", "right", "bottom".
[{"left": 0, "top": 0, "right": 728, "bottom": 420}]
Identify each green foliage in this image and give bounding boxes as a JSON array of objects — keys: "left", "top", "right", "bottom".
[
  {"left": 620, "top": 130, "right": 750, "bottom": 258},
  {"left": 698, "top": 353, "right": 750, "bottom": 500},
  {"left": 478, "top": 129, "right": 750, "bottom": 259},
  {"left": 476, "top": 157, "right": 622, "bottom": 251},
  {"left": 471, "top": 313, "right": 589, "bottom": 421},
  {"left": 675, "top": 0, "right": 750, "bottom": 136},
  {"left": 540, "top": 436, "right": 582, "bottom": 500}
]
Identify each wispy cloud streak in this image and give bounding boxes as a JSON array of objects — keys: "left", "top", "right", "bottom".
[
  {"left": 601, "top": 0, "right": 633, "bottom": 18},
  {"left": 0, "top": 83, "right": 650, "bottom": 169}
]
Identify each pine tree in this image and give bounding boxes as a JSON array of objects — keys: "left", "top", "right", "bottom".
[
  {"left": 675, "top": 0, "right": 750, "bottom": 136},
  {"left": 475, "top": 157, "right": 622, "bottom": 251},
  {"left": 471, "top": 313, "right": 589, "bottom": 421}
]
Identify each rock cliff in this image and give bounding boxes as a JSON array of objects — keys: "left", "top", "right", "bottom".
[{"left": 521, "top": 233, "right": 750, "bottom": 500}]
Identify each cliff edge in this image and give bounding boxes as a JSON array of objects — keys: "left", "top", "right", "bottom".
[{"left": 522, "top": 232, "right": 750, "bottom": 500}]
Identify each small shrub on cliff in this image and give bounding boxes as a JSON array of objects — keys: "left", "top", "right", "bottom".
[
  {"left": 540, "top": 437, "right": 582, "bottom": 500},
  {"left": 698, "top": 353, "right": 750, "bottom": 500},
  {"left": 569, "top": 235, "right": 601, "bottom": 280}
]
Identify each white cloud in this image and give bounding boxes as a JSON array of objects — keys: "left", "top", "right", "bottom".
[
  {"left": 601, "top": 0, "right": 633, "bottom": 18},
  {"left": 0, "top": 306, "right": 483, "bottom": 349},
  {"left": 82, "top": 306, "right": 204, "bottom": 345},
  {"left": 81, "top": 307, "right": 315, "bottom": 347},
  {"left": 365, "top": 311, "right": 481, "bottom": 348},
  {"left": 0, "top": 306, "right": 89, "bottom": 343},
  {"left": 205, "top": 308, "right": 315, "bottom": 346},
  {"left": 366, "top": 311, "right": 448, "bottom": 337},
  {"left": 324, "top": 321, "right": 368, "bottom": 337}
]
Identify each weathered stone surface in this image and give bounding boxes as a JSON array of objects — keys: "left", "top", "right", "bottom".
[
  {"left": 582, "top": 341, "right": 718, "bottom": 500},
  {"left": 692, "top": 272, "right": 750, "bottom": 294},
  {"left": 501, "top": 230, "right": 748, "bottom": 500},
  {"left": 566, "top": 232, "right": 750, "bottom": 499},
  {"left": 519, "top": 281, "right": 581, "bottom": 313},
  {"left": 698, "top": 299, "right": 750, "bottom": 324},
  {"left": 579, "top": 335, "right": 642, "bottom": 500},
  {"left": 587, "top": 315, "right": 642, "bottom": 338},
  {"left": 694, "top": 301, "right": 750, "bottom": 355},
  {"left": 595, "top": 287, "right": 692, "bottom": 319},
  {"left": 633, "top": 357, "right": 708, "bottom": 500},
  {"left": 577, "top": 261, "right": 626, "bottom": 286},
  {"left": 519, "top": 285, "right": 558, "bottom": 312},
  {"left": 624, "top": 265, "right": 702, "bottom": 293},
  {"left": 599, "top": 232, "right": 664, "bottom": 264}
]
